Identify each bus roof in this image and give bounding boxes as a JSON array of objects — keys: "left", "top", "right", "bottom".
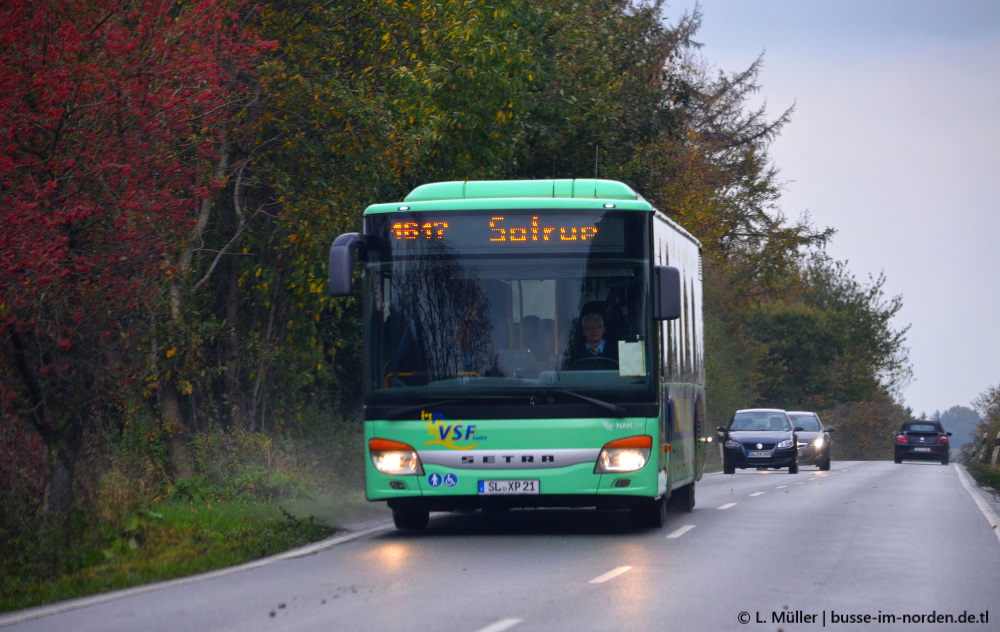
[{"left": 363, "top": 179, "right": 656, "bottom": 214}]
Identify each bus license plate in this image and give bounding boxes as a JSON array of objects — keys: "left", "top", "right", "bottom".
[
  {"left": 478, "top": 480, "right": 539, "bottom": 495},
  {"left": 747, "top": 450, "right": 772, "bottom": 458}
]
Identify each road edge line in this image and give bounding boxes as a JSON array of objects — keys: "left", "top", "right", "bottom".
[{"left": 954, "top": 464, "right": 1000, "bottom": 546}]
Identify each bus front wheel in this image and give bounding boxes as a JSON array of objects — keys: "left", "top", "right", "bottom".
[
  {"left": 392, "top": 509, "right": 429, "bottom": 531},
  {"left": 667, "top": 482, "right": 695, "bottom": 513},
  {"left": 631, "top": 496, "right": 667, "bottom": 529}
]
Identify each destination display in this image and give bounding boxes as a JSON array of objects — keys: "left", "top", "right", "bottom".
[
  {"left": 390, "top": 216, "right": 598, "bottom": 243},
  {"left": 367, "top": 210, "right": 635, "bottom": 256}
]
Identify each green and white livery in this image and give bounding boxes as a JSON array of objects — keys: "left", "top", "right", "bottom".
[{"left": 329, "top": 179, "right": 705, "bottom": 529}]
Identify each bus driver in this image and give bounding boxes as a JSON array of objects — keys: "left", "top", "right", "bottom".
[{"left": 566, "top": 312, "right": 618, "bottom": 367}]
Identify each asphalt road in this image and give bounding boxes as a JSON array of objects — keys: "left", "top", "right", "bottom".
[{"left": 4, "top": 461, "right": 999, "bottom": 632}]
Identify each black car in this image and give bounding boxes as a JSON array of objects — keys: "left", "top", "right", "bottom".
[
  {"left": 894, "top": 420, "right": 952, "bottom": 465},
  {"left": 718, "top": 408, "right": 798, "bottom": 474},
  {"left": 787, "top": 411, "right": 834, "bottom": 471}
]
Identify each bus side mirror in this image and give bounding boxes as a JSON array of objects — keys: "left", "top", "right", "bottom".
[
  {"left": 329, "top": 233, "right": 367, "bottom": 296},
  {"left": 653, "top": 265, "right": 681, "bottom": 320}
]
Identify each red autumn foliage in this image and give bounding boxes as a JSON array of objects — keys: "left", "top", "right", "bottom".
[{"left": 0, "top": 0, "right": 271, "bottom": 515}]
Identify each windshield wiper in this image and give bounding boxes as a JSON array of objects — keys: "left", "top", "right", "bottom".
[
  {"left": 383, "top": 399, "right": 464, "bottom": 420},
  {"left": 382, "top": 391, "right": 625, "bottom": 419},
  {"left": 383, "top": 395, "right": 529, "bottom": 420},
  {"left": 548, "top": 388, "right": 627, "bottom": 416}
]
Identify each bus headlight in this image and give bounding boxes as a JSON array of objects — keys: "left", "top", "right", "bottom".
[
  {"left": 369, "top": 438, "right": 424, "bottom": 475},
  {"left": 595, "top": 435, "right": 652, "bottom": 473}
]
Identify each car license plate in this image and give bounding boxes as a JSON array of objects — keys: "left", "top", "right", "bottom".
[
  {"left": 913, "top": 447, "right": 931, "bottom": 453},
  {"left": 747, "top": 450, "right": 772, "bottom": 458},
  {"left": 478, "top": 479, "right": 539, "bottom": 495}
]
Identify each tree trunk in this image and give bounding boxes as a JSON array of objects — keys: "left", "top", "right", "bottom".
[
  {"left": 224, "top": 251, "right": 247, "bottom": 430},
  {"left": 42, "top": 426, "right": 82, "bottom": 517},
  {"left": 36, "top": 412, "right": 83, "bottom": 551},
  {"left": 7, "top": 328, "right": 84, "bottom": 531},
  {"left": 159, "top": 143, "right": 230, "bottom": 473},
  {"left": 158, "top": 382, "right": 193, "bottom": 479}
]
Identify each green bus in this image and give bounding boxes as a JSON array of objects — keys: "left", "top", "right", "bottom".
[{"left": 329, "top": 179, "right": 705, "bottom": 529}]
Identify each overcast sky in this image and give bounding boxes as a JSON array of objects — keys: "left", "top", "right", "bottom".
[{"left": 671, "top": 0, "right": 1000, "bottom": 418}]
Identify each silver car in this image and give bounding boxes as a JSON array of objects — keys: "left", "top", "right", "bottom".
[{"left": 787, "top": 411, "right": 833, "bottom": 471}]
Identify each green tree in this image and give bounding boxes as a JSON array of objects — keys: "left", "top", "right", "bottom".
[
  {"left": 702, "top": 261, "right": 771, "bottom": 428},
  {"left": 799, "top": 253, "right": 912, "bottom": 401},
  {"left": 514, "top": 0, "right": 699, "bottom": 181},
  {"left": 972, "top": 384, "right": 1000, "bottom": 463},
  {"left": 822, "top": 395, "right": 910, "bottom": 460},
  {"left": 735, "top": 251, "right": 910, "bottom": 411},
  {"left": 937, "top": 405, "right": 979, "bottom": 447},
  {"left": 741, "top": 301, "right": 842, "bottom": 409},
  {"left": 973, "top": 384, "right": 1000, "bottom": 425}
]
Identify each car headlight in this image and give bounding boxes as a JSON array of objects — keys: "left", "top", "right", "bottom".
[
  {"left": 595, "top": 435, "right": 652, "bottom": 473},
  {"left": 812, "top": 436, "right": 825, "bottom": 450},
  {"left": 724, "top": 438, "right": 742, "bottom": 449},
  {"left": 369, "top": 438, "right": 424, "bottom": 475},
  {"left": 777, "top": 438, "right": 794, "bottom": 449}
]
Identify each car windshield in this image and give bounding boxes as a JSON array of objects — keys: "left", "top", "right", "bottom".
[
  {"left": 904, "top": 423, "right": 940, "bottom": 433},
  {"left": 789, "top": 414, "right": 821, "bottom": 431},
  {"left": 730, "top": 412, "right": 790, "bottom": 432}
]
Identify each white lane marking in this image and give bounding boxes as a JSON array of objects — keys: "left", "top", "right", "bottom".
[
  {"left": 955, "top": 464, "right": 1000, "bottom": 545},
  {"left": 589, "top": 565, "right": 632, "bottom": 584},
  {"left": 717, "top": 502, "right": 737, "bottom": 510},
  {"left": 473, "top": 618, "right": 524, "bottom": 632},
  {"left": 749, "top": 491, "right": 765, "bottom": 497},
  {"left": 666, "top": 524, "right": 696, "bottom": 539},
  {"left": 774, "top": 485, "right": 788, "bottom": 489}
]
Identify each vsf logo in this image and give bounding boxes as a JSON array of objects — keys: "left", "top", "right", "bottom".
[{"left": 422, "top": 410, "right": 480, "bottom": 449}]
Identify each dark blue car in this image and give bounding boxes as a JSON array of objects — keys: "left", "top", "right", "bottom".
[
  {"left": 718, "top": 408, "right": 798, "bottom": 474},
  {"left": 894, "top": 420, "right": 951, "bottom": 465}
]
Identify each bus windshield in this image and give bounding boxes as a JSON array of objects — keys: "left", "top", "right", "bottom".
[{"left": 362, "top": 209, "right": 655, "bottom": 413}]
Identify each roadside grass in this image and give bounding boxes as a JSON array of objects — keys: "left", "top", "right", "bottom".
[
  {"left": 0, "top": 498, "right": 344, "bottom": 614},
  {"left": 0, "top": 418, "right": 388, "bottom": 615},
  {"left": 965, "top": 462, "right": 1000, "bottom": 493}
]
